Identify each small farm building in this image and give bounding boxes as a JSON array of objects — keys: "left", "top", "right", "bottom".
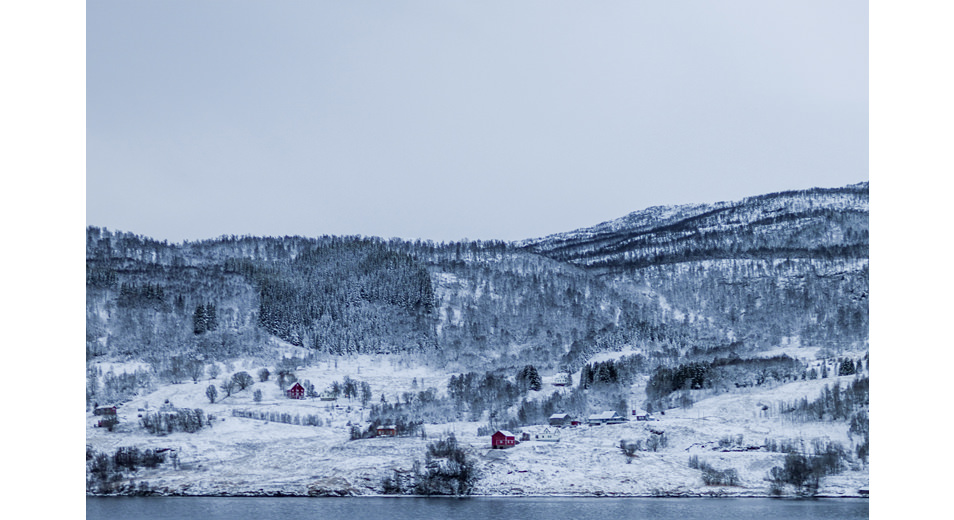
[
  {"left": 286, "top": 382, "right": 305, "bottom": 399},
  {"left": 94, "top": 406, "right": 117, "bottom": 416},
  {"left": 376, "top": 425, "right": 397, "bottom": 437},
  {"left": 551, "top": 373, "right": 570, "bottom": 386},
  {"left": 492, "top": 430, "right": 517, "bottom": 449},
  {"left": 633, "top": 410, "right": 656, "bottom": 421},
  {"left": 549, "top": 413, "right": 574, "bottom": 427},
  {"left": 587, "top": 410, "right": 626, "bottom": 425}
]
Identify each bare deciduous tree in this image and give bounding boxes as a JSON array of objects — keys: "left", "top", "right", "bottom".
[
  {"left": 232, "top": 371, "right": 254, "bottom": 391},
  {"left": 220, "top": 377, "right": 236, "bottom": 398}
]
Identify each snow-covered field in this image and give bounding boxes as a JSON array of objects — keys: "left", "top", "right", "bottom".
[{"left": 87, "top": 355, "right": 868, "bottom": 497}]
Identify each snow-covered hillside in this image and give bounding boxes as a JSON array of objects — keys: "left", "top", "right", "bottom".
[
  {"left": 87, "top": 354, "right": 867, "bottom": 497},
  {"left": 86, "top": 183, "right": 868, "bottom": 498}
]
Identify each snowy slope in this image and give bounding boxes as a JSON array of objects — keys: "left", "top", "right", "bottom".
[{"left": 87, "top": 356, "right": 867, "bottom": 497}]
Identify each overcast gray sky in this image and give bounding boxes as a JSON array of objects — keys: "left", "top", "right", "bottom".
[{"left": 86, "top": 0, "right": 868, "bottom": 243}]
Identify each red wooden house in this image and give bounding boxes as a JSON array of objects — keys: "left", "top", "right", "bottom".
[
  {"left": 286, "top": 382, "right": 305, "bottom": 399},
  {"left": 492, "top": 430, "right": 516, "bottom": 449},
  {"left": 376, "top": 425, "right": 398, "bottom": 437}
]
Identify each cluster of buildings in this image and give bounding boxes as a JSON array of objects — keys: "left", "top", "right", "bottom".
[{"left": 488, "top": 409, "right": 656, "bottom": 449}]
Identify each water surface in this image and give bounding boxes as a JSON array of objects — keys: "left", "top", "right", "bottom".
[{"left": 87, "top": 496, "right": 868, "bottom": 520}]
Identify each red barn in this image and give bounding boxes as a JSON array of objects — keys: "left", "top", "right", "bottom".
[
  {"left": 492, "top": 430, "right": 516, "bottom": 449},
  {"left": 286, "top": 382, "right": 305, "bottom": 399}
]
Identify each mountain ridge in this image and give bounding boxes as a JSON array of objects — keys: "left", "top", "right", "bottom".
[
  {"left": 519, "top": 182, "right": 867, "bottom": 272},
  {"left": 86, "top": 181, "right": 868, "bottom": 372}
]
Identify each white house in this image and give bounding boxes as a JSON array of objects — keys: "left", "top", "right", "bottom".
[{"left": 587, "top": 410, "right": 626, "bottom": 425}]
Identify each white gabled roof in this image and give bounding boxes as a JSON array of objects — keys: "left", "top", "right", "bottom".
[
  {"left": 495, "top": 430, "right": 515, "bottom": 437},
  {"left": 549, "top": 413, "right": 570, "bottom": 419},
  {"left": 589, "top": 411, "right": 621, "bottom": 420}
]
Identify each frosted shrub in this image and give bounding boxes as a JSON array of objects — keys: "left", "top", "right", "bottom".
[
  {"left": 689, "top": 456, "right": 740, "bottom": 486},
  {"left": 411, "top": 434, "right": 478, "bottom": 496},
  {"left": 620, "top": 439, "right": 642, "bottom": 461},
  {"left": 646, "top": 431, "right": 668, "bottom": 452}
]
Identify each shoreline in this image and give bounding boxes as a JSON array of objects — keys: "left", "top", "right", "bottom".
[{"left": 86, "top": 491, "right": 870, "bottom": 499}]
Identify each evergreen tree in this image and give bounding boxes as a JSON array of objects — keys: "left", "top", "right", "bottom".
[
  {"left": 527, "top": 366, "right": 542, "bottom": 391},
  {"left": 206, "top": 303, "right": 218, "bottom": 331},
  {"left": 361, "top": 381, "right": 373, "bottom": 407},
  {"left": 517, "top": 365, "right": 542, "bottom": 392},
  {"left": 205, "top": 384, "right": 218, "bottom": 403},
  {"left": 838, "top": 358, "right": 856, "bottom": 376},
  {"left": 193, "top": 304, "right": 207, "bottom": 335}
]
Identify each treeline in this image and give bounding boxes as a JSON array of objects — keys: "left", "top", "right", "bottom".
[
  {"left": 781, "top": 375, "right": 869, "bottom": 423},
  {"left": 579, "top": 354, "right": 647, "bottom": 389},
  {"left": 773, "top": 376, "right": 869, "bottom": 464},
  {"left": 117, "top": 282, "right": 167, "bottom": 308},
  {"left": 140, "top": 407, "right": 211, "bottom": 435},
  {"left": 365, "top": 388, "right": 451, "bottom": 434},
  {"left": 767, "top": 444, "right": 851, "bottom": 496},
  {"left": 446, "top": 371, "right": 523, "bottom": 421},
  {"left": 87, "top": 446, "right": 176, "bottom": 494},
  {"left": 87, "top": 366, "right": 156, "bottom": 410},
  {"left": 231, "top": 409, "right": 326, "bottom": 427},
  {"left": 646, "top": 355, "right": 806, "bottom": 402},
  {"left": 322, "top": 375, "right": 373, "bottom": 405},
  {"left": 688, "top": 455, "right": 740, "bottom": 486}
]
